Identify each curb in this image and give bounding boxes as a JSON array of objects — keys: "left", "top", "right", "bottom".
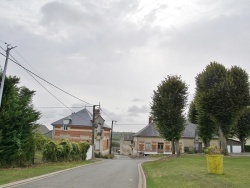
[
  {"left": 0, "top": 160, "right": 104, "bottom": 188},
  {"left": 138, "top": 163, "right": 146, "bottom": 188}
]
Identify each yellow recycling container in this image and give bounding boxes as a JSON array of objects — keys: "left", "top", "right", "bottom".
[{"left": 206, "top": 155, "right": 223, "bottom": 174}]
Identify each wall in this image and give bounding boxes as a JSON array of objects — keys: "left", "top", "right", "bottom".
[{"left": 132, "top": 136, "right": 184, "bottom": 156}]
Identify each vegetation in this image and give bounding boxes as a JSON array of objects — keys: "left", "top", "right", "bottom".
[
  {"left": 42, "top": 139, "right": 90, "bottom": 162},
  {"left": 0, "top": 160, "right": 93, "bottom": 185},
  {"left": 195, "top": 62, "right": 250, "bottom": 154},
  {"left": 234, "top": 107, "right": 250, "bottom": 152},
  {"left": 143, "top": 155, "right": 250, "bottom": 188},
  {"left": 151, "top": 75, "right": 188, "bottom": 155},
  {"left": 204, "top": 145, "right": 222, "bottom": 155},
  {"left": 0, "top": 73, "right": 40, "bottom": 167}
]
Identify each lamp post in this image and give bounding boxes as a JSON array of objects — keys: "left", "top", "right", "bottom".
[{"left": 109, "top": 120, "right": 117, "bottom": 155}]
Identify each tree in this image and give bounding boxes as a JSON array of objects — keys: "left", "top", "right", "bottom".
[
  {"left": 195, "top": 62, "right": 250, "bottom": 155},
  {"left": 151, "top": 75, "right": 188, "bottom": 156},
  {"left": 188, "top": 100, "right": 198, "bottom": 124},
  {"left": 188, "top": 99, "right": 216, "bottom": 148},
  {"left": 0, "top": 72, "right": 40, "bottom": 166},
  {"left": 235, "top": 107, "right": 250, "bottom": 152}
]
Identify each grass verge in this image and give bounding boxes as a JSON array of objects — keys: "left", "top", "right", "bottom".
[
  {"left": 143, "top": 154, "right": 250, "bottom": 188},
  {"left": 0, "top": 160, "right": 94, "bottom": 185}
]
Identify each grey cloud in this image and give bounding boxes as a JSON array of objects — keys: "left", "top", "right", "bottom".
[
  {"left": 132, "top": 98, "right": 144, "bottom": 102},
  {"left": 128, "top": 105, "right": 150, "bottom": 114}
]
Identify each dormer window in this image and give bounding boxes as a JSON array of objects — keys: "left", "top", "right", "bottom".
[
  {"left": 63, "top": 124, "right": 68, "bottom": 130},
  {"left": 62, "top": 116, "right": 71, "bottom": 131}
]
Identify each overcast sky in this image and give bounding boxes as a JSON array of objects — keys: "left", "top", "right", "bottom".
[{"left": 0, "top": 0, "right": 250, "bottom": 132}]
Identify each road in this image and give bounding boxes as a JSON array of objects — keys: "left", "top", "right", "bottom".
[{"left": 10, "top": 155, "right": 150, "bottom": 188}]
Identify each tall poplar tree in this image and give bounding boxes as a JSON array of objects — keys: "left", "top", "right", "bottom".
[
  {"left": 195, "top": 62, "right": 250, "bottom": 155},
  {"left": 151, "top": 75, "right": 188, "bottom": 156}
]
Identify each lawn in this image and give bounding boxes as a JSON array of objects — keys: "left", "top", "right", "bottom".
[
  {"left": 0, "top": 160, "right": 94, "bottom": 185},
  {"left": 143, "top": 154, "right": 250, "bottom": 188}
]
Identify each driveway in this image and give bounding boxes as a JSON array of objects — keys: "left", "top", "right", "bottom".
[{"left": 5, "top": 155, "right": 150, "bottom": 188}]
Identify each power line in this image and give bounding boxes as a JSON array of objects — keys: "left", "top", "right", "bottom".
[
  {"left": 0, "top": 40, "right": 7, "bottom": 44},
  {"left": 0, "top": 52, "right": 92, "bottom": 105},
  {"left": 100, "top": 108, "right": 113, "bottom": 121},
  {"left": 8, "top": 54, "right": 90, "bottom": 121},
  {"left": 12, "top": 49, "right": 74, "bottom": 106},
  {"left": 35, "top": 106, "right": 93, "bottom": 109}
]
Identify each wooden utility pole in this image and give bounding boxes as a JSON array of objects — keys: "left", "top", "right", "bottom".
[
  {"left": 92, "top": 104, "right": 100, "bottom": 159},
  {"left": 0, "top": 44, "right": 16, "bottom": 107},
  {"left": 109, "top": 120, "right": 117, "bottom": 155}
]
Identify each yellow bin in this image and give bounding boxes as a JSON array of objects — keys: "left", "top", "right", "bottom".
[{"left": 206, "top": 155, "right": 223, "bottom": 174}]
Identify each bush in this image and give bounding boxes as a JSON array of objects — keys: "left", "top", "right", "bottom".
[
  {"left": 204, "top": 145, "right": 222, "bottom": 155},
  {"left": 43, "top": 141, "right": 58, "bottom": 162},
  {"left": 245, "top": 145, "right": 250, "bottom": 152}
]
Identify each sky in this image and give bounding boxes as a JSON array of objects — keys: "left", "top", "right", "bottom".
[{"left": 0, "top": 0, "right": 250, "bottom": 132}]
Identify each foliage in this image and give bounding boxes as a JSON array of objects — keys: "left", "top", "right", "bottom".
[
  {"left": 195, "top": 62, "right": 250, "bottom": 154},
  {"left": 188, "top": 100, "right": 198, "bottom": 124},
  {"left": 234, "top": 107, "right": 250, "bottom": 152},
  {"left": 151, "top": 75, "right": 188, "bottom": 155},
  {"left": 188, "top": 99, "right": 216, "bottom": 148},
  {"left": 111, "top": 141, "right": 120, "bottom": 147},
  {"left": 245, "top": 145, "right": 250, "bottom": 152},
  {"left": 0, "top": 73, "right": 40, "bottom": 167},
  {"left": 42, "top": 139, "right": 90, "bottom": 162},
  {"left": 204, "top": 145, "right": 222, "bottom": 155},
  {"left": 43, "top": 140, "right": 58, "bottom": 162}
]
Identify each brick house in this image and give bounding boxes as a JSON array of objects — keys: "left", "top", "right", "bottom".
[
  {"left": 51, "top": 108, "right": 111, "bottom": 155},
  {"left": 132, "top": 119, "right": 242, "bottom": 156},
  {"left": 132, "top": 119, "right": 199, "bottom": 156}
]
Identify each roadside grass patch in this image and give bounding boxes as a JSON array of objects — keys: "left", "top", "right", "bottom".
[
  {"left": 0, "top": 160, "right": 94, "bottom": 185},
  {"left": 143, "top": 154, "right": 250, "bottom": 188}
]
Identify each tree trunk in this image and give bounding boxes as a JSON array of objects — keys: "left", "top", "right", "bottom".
[
  {"left": 171, "top": 139, "right": 175, "bottom": 154},
  {"left": 176, "top": 140, "right": 180, "bottom": 156},
  {"left": 240, "top": 139, "right": 245, "bottom": 152},
  {"left": 218, "top": 126, "right": 228, "bottom": 155}
]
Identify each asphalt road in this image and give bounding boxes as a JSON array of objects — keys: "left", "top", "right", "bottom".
[{"left": 11, "top": 155, "right": 150, "bottom": 188}]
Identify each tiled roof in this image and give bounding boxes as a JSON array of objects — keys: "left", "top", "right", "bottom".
[
  {"left": 133, "top": 122, "right": 160, "bottom": 137},
  {"left": 51, "top": 108, "right": 110, "bottom": 129},
  {"left": 133, "top": 121, "right": 196, "bottom": 138}
]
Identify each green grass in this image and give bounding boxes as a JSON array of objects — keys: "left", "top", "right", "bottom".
[
  {"left": 143, "top": 154, "right": 250, "bottom": 188},
  {"left": 0, "top": 160, "right": 94, "bottom": 185}
]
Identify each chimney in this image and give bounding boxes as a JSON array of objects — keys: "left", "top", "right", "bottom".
[{"left": 149, "top": 116, "right": 153, "bottom": 124}]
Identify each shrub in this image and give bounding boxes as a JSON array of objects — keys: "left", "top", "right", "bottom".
[
  {"left": 204, "top": 145, "right": 222, "bottom": 155},
  {"left": 58, "top": 139, "right": 73, "bottom": 161},
  {"left": 42, "top": 141, "right": 58, "bottom": 162},
  {"left": 245, "top": 145, "right": 250, "bottom": 152},
  {"left": 79, "top": 142, "right": 90, "bottom": 160}
]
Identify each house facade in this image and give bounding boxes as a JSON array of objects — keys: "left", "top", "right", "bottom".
[
  {"left": 120, "top": 133, "right": 134, "bottom": 155},
  {"left": 51, "top": 108, "right": 111, "bottom": 155},
  {"left": 131, "top": 119, "right": 241, "bottom": 156}
]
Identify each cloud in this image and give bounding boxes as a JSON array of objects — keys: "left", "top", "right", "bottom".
[{"left": 128, "top": 105, "right": 150, "bottom": 114}]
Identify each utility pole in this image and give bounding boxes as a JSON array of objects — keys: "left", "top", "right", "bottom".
[
  {"left": 92, "top": 104, "right": 100, "bottom": 159},
  {"left": 109, "top": 120, "right": 117, "bottom": 155},
  {"left": 0, "top": 44, "right": 16, "bottom": 107}
]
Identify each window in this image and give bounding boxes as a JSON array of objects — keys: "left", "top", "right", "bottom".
[
  {"left": 158, "top": 143, "right": 163, "bottom": 150},
  {"left": 145, "top": 143, "right": 151, "bottom": 151},
  {"left": 63, "top": 124, "right": 68, "bottom": 130}
]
